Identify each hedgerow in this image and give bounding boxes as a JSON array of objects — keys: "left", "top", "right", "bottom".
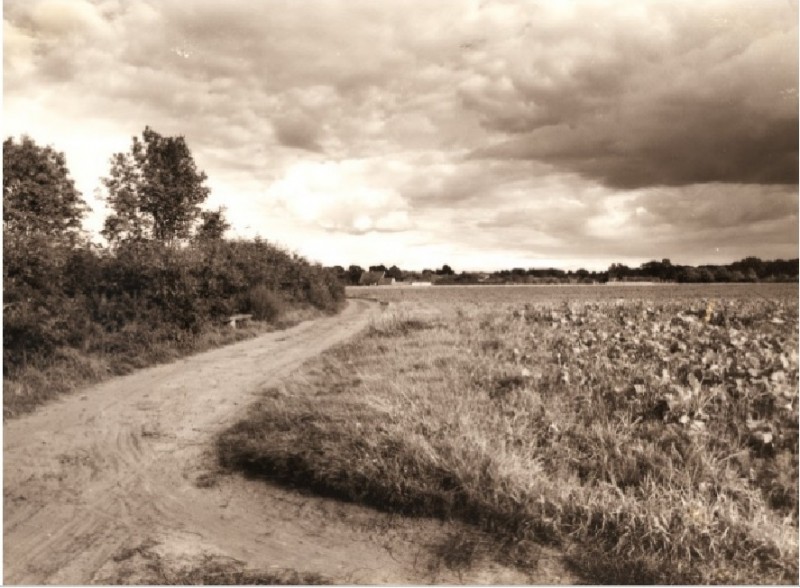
[{"left": 3, "top": 132, "right": 344, "bottom": 417}]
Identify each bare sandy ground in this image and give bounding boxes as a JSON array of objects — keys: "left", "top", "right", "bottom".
[{"left": 4, "top": 299, "right": 576, "bottom": 584}]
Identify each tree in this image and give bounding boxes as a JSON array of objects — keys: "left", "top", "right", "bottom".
[
  {"left": 327, "top": 265, "right": 347, "bottom": 284},
  {"left": 3, "top": 137, "right": 91, "bottom": 364},
  {"left": 386, "top": 265, "right": 404, "bottom": 280},
  {"left": 102, "top": 127, "right": 210, "bottom": 244},
  {"left": 713, "top": 267, "right": 733, "bottom": 282},
  {"left": 3, "top": 136, "right": 89, "bottom": 302},
  {"left": 729, "top": 270, "right": 746, "bottom": 282},
  {"left": 697, "top": 267, "right": 714, "bottom": 282},
  {"left": 347, "top": 265, "right": 363, "bottom": 285},
  {"left": 731, "top": 256, "right": 766, "bottom": 279},
  {"left": 3, "top": 136, "right": 87, "bottom": 241},
  {"left": 195, "top": 207, "right": 230, "bottom": 242},
  {"left": 436, "top": 264, "right": 455, "bottom": 275},
  {"left": 608, "top": 263, "right": 630, "bottom": 280}
]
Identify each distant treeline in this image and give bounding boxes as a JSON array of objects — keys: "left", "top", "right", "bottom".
[
  {"left": 3, "top": 130, "right": 344, "bottom": 380},
  {"left": 607, "top": 257, "right": 798, "bottom": 283},
  {"left": 332, "top": 257, "right": 798, "bottom": 285}
]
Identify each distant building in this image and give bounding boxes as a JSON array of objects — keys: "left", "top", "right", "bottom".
[
  {"left": 607, "top": 279, "right": 662, "bottom": 286},
  {"left": 358, "top": 270, "right": 385, "bottom": 286},
  {"left": 378, "top": 276, "right": 396, "bottom": 286}
]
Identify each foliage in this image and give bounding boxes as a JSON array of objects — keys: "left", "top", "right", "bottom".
[
  {"left": 3, "top": 238, "right": 345, "bottom": 415},
  {"left": 347, "top": 265, "right": 364, "bottom": 284},
  {"left": 244, "top": 285, "right": 286, "bottom": 322},
  {"left": 3, "top": 136, "right": 88, "bottom": 241},
  {"left": 3, "top": 130, "right": 346, "bottom": 414},
  {"left": 3, "top": 136, "right": 93, "bottom": 370},
  {"left": 386, "top": 265, "right": 404, "bottom": 280},
  {"left": 348, "top": 258, "right": 796, "bottom": 285},
  {"left": 5, "top": 238, "right": 345, "bottom": 373},
  {"left": 102, "top": 126, "right": 210, "bottom": 244},
  {"left": 195, "top": 207, "right": 231, "bottom": 242}
]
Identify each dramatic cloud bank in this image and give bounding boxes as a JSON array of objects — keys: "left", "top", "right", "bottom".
[{"left": 5, "top": 0, "right": 798, "bottom": 269}]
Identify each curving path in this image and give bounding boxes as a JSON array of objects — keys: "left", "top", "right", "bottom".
[{"left": 4, "top": 298, "right": 574, "bottom": 584}]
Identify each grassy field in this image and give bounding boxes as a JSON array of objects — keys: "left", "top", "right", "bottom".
[{"left": 219, "top": 283, "right": 798, "bottom": 584}]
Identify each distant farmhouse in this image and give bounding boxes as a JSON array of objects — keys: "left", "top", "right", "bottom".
[
  {"left": 358, "top": 270, "right": 395, "bottom": 286},
  {"left": 358, "top": 270, "right": 383, "bottom": 285}
]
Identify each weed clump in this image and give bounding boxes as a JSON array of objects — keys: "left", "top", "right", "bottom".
[
  {"left": 106, "top": 543, "right": 329, "bottom": 585},
  {"left": 244, "top": 286, "right": 286, "bottom": 322}
]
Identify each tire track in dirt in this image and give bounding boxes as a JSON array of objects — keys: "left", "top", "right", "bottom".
[
  {"left": 4, "top": 298, "right": 576, "bottom": 584},
  {"left": 5, "top": 300, "right": 378, "bottom": 584}
]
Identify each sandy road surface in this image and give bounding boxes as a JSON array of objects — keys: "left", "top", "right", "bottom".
[{"left": 4, "top": 298, "right": 575, "bottom": 584}]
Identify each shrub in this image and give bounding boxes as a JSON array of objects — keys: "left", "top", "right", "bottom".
[
  {"left": 3, "top": 134, "right": 349, "bottom": 416},
  {"left": 244, "top": 286, "right": 286, "bottom": 322}
]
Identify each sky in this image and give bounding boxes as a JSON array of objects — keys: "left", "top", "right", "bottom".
[{"left": 4, "top": 0, "right": 799, "bottom": 271}]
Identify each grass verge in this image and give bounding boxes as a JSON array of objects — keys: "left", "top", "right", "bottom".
[
  {"left": 3, "top": 305, "right": 324, "bottom": 419},
  {"left": 218, "top": 295, "right": 798, "bottom": 584}
]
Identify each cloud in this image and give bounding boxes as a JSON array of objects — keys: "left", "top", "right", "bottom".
[
  {"left": 272, "top": 113, "right": 323, "bottom": 152},
  {"left": 3, "top": 19, "right": 36, "bottom": 76},
  {"left": 4, "top": 0, "right": 797, "bottom": 269},
  {"left": 266, "top": 160, "right": 413, "bottom": 234},
  {"left": 471, "top": 102, "right": 797, "bottom": 188},
  {"left": 459, "top": 182, "right": 798, "bottom": 265},
  {"left": 27, "top": 0, "right": 106, "bottom": 38},
  {"left": 464, "top": 1, "right": 798, "bottom": 188},
  {"left": 633, "top": 184, "right": 799, "bottom": 229}
]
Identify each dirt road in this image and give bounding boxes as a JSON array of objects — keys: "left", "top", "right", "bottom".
[{"left": 4, "top": 298, "right": 575, "bottom": 584}]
